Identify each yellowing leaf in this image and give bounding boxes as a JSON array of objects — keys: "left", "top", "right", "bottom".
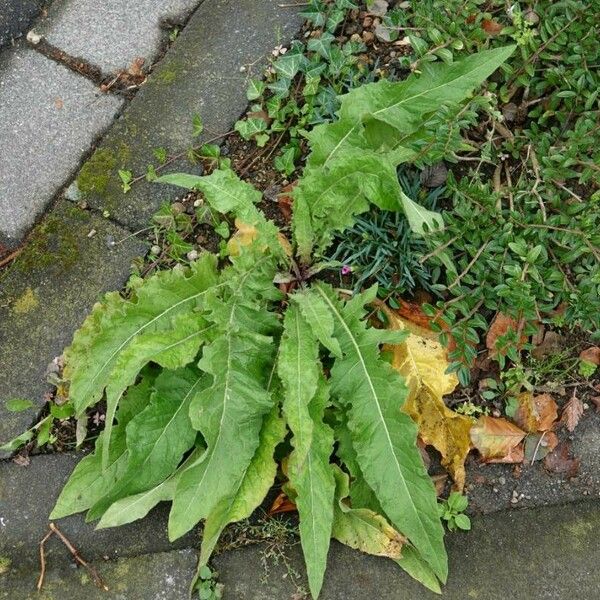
[
  {"left": 470, "top": 416, "right": 526, "bottom": 461},
  {"left": 227, "top": 219, "right": 292, "bottom": 257},
  {"left": 383, "top": 307, "right": 471, "bottom": 491},
  {"left": 331, "top": 466, "right": 406, "bottom": 560}
]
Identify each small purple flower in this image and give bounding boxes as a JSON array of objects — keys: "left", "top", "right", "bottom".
[{"left": 341, "top": 265, "right": 352, "bottom": 276}]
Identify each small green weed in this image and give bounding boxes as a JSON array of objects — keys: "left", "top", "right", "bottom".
[{"left": 438, "top": 493, "right": 471, "bottom": 532}]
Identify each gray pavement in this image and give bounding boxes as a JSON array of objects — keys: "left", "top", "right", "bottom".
[
  {"left": 0, "top": 200, "right": 146, "bottom": 456},
  {"left": 0, "top": 0, "right": 45, "bottom": 48},
  {"left": 1, "top": 500, "right": 599, "bottom": 599},
  {"left": 73, "top": 0, "right": 305, "bottom": 231},
  {"left": 36, "top": 0, "right": 203, "bottom": 74},
  {"left": 0, "top": 47, "right": 123, "bottom": 248}
]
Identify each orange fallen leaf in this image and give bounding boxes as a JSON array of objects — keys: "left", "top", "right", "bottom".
[
  {"left": 543, "top": 442, "right": 580, "bottom": 478},
  {"left": 127, "top": 57, "right": 146, "bottom": 77},
  {"left": 513, "top": 392, "right": 558, "bottom": 433},
  {"left": 268, "top": 492, "right": 297, "bottom": 515},
  {"left": 486, "top": 443, "right": 524, "bottom": 464},
  {"left": 54, "top": 97, "right": 64, "bottom": 110},
  {"left": 482, "top": 19, "right": 503, "bottom": 35},
  {"left": 560, "top": 394, "right": 584, "bottom": 432},
  {"left": 486, "top": 312, "right": 526, "bottom": 358},
  {"left": 277, "top": 182, "right": 296, "bottom": 222},
  {"left": 470, "top": 415, "right": 526, "bottom": 461},
  {"left": 579, "top": 346, "right": 600, "bottom": 365}
]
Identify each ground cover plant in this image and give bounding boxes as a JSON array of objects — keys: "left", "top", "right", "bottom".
[{"left": 43, "top": 47, "right": 515, "bottom": 598}]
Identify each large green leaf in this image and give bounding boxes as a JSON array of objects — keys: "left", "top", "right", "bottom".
[
  {"left": 279, "top": 304, "right": 335, "bottom": 599},
  {"left": 292, "top": 292, "right": 342, "bottom": 358},
  {"left": 96, "top": 446, "right": 205, "bottom": 529},
  {"left": 168, "top": 252, "right": 281, "bottom": 540},
  {"left": 313, "top": 284, "right": 447, "bottom": 582},
  {"left": 64, "top": 253, "right": 218, "bottom": 416},
  {"left": 158, "top": 168, "right": 282, "bottom": 256},
  {"left": 292, "top": 149, "right": 401, "bottom": 261},
  {"left": 199, "top": 406, "right": 286, "bottom": 564},
  {"left": 308, "top": 46, "right": 515, "bottom": 166},
  {"left": 87, "top": 368, "right": 207, "bottom": 520},
  {"left": 51, "top": 374, "right": 156, "bottom": 519}
]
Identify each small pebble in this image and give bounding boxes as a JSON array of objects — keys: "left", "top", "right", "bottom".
[
  {"left": 193, "top": 198, "right": 203, "bottom": 207},
  {"left": 171, "top": 202, "right": 185, "bottom": 214},
  {"left": 187, "top": 250, "right": 199, "bottom": 261},
  {"left": 27, "top": 30, "right": 41, "bottom": 45},
  {"left": 498, "top": 476, "right": 506, "bottom": 485},
  {"left": 150, "top": 245, "right": 161, "bottom": 255},
  {"left": 105, "top": 235, "right": 116, "bottom": 248},
  {"left": 87, "top": 229, "right": 97, "bottom": 238}
]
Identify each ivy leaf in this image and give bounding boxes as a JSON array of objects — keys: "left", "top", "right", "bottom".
[
  {"left": 273, "top": 52, "right": 304, "bottom": 79},
  {"left": 274, "top": 147, "right": 297, "bottom": 176},
  {"left": 234, "top": 117, "right": 267, "bottom": 141},
  {"left": 246, "top": 79, "right": 265, "bottom": 101},
  {"left": 307, "top": 32, "right": 335, "bottom": 60},
  {"left": 279, "top": 305, "right": 335, "bottom": 599},
  {"left": 314, "top": 284, "right": 447, "bottom": 582}
]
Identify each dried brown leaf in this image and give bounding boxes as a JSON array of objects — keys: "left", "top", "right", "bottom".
[
  {"left": 543, "top": 442, "right": 580, "bottom": 478},
  {"left": 486, "top": 312, "right": 526, "bottom": 358},
  {"left": 470, "top": 416, "right": 526, "bottom": 461},
  {"left": 580, "top": 346, "right": 600, "bottom": 365},
  {"left": 513, "top": 392, "right": 558, "bottom": 433},
  {"left": 560, "top": 395, "right": 584, "bottom": 432},
  {"left": 482, "top": 19, "right": 503, "bottom": 35}
]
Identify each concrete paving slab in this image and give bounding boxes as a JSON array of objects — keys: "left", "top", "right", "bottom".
[
  {"left": 0, "top": 46, "right": 123, "bottom": 248},
  {"left": 1, "top": 548, "right": 197, "bottom": 600},
  {"left": 0, "top": 0, "right": 45, "bottom": 48},
  {"left": 36, "top": 0, "right": 203, "bottom": 74},
  {"left": 72, "top": 0, "right": 304, "bottom": 232},
  {"left": 0, "top": 200, "right": 145, "bottom": 456},
  {"left": 213, "top": 500, "right": 600, "bottom": 599},
  {"left": 1, "top": 501, "right": 599, "bottom": 599},
  {"left": 0, "top": 452, "right": 198, "bottom": 570}
]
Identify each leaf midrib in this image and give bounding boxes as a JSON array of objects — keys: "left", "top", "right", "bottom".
[
  {"left": 316, "top": 286, "right": 437, "bottom": 568},
  {"left": 323, "top": 52, "right": 504, "bottom": 166}
]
